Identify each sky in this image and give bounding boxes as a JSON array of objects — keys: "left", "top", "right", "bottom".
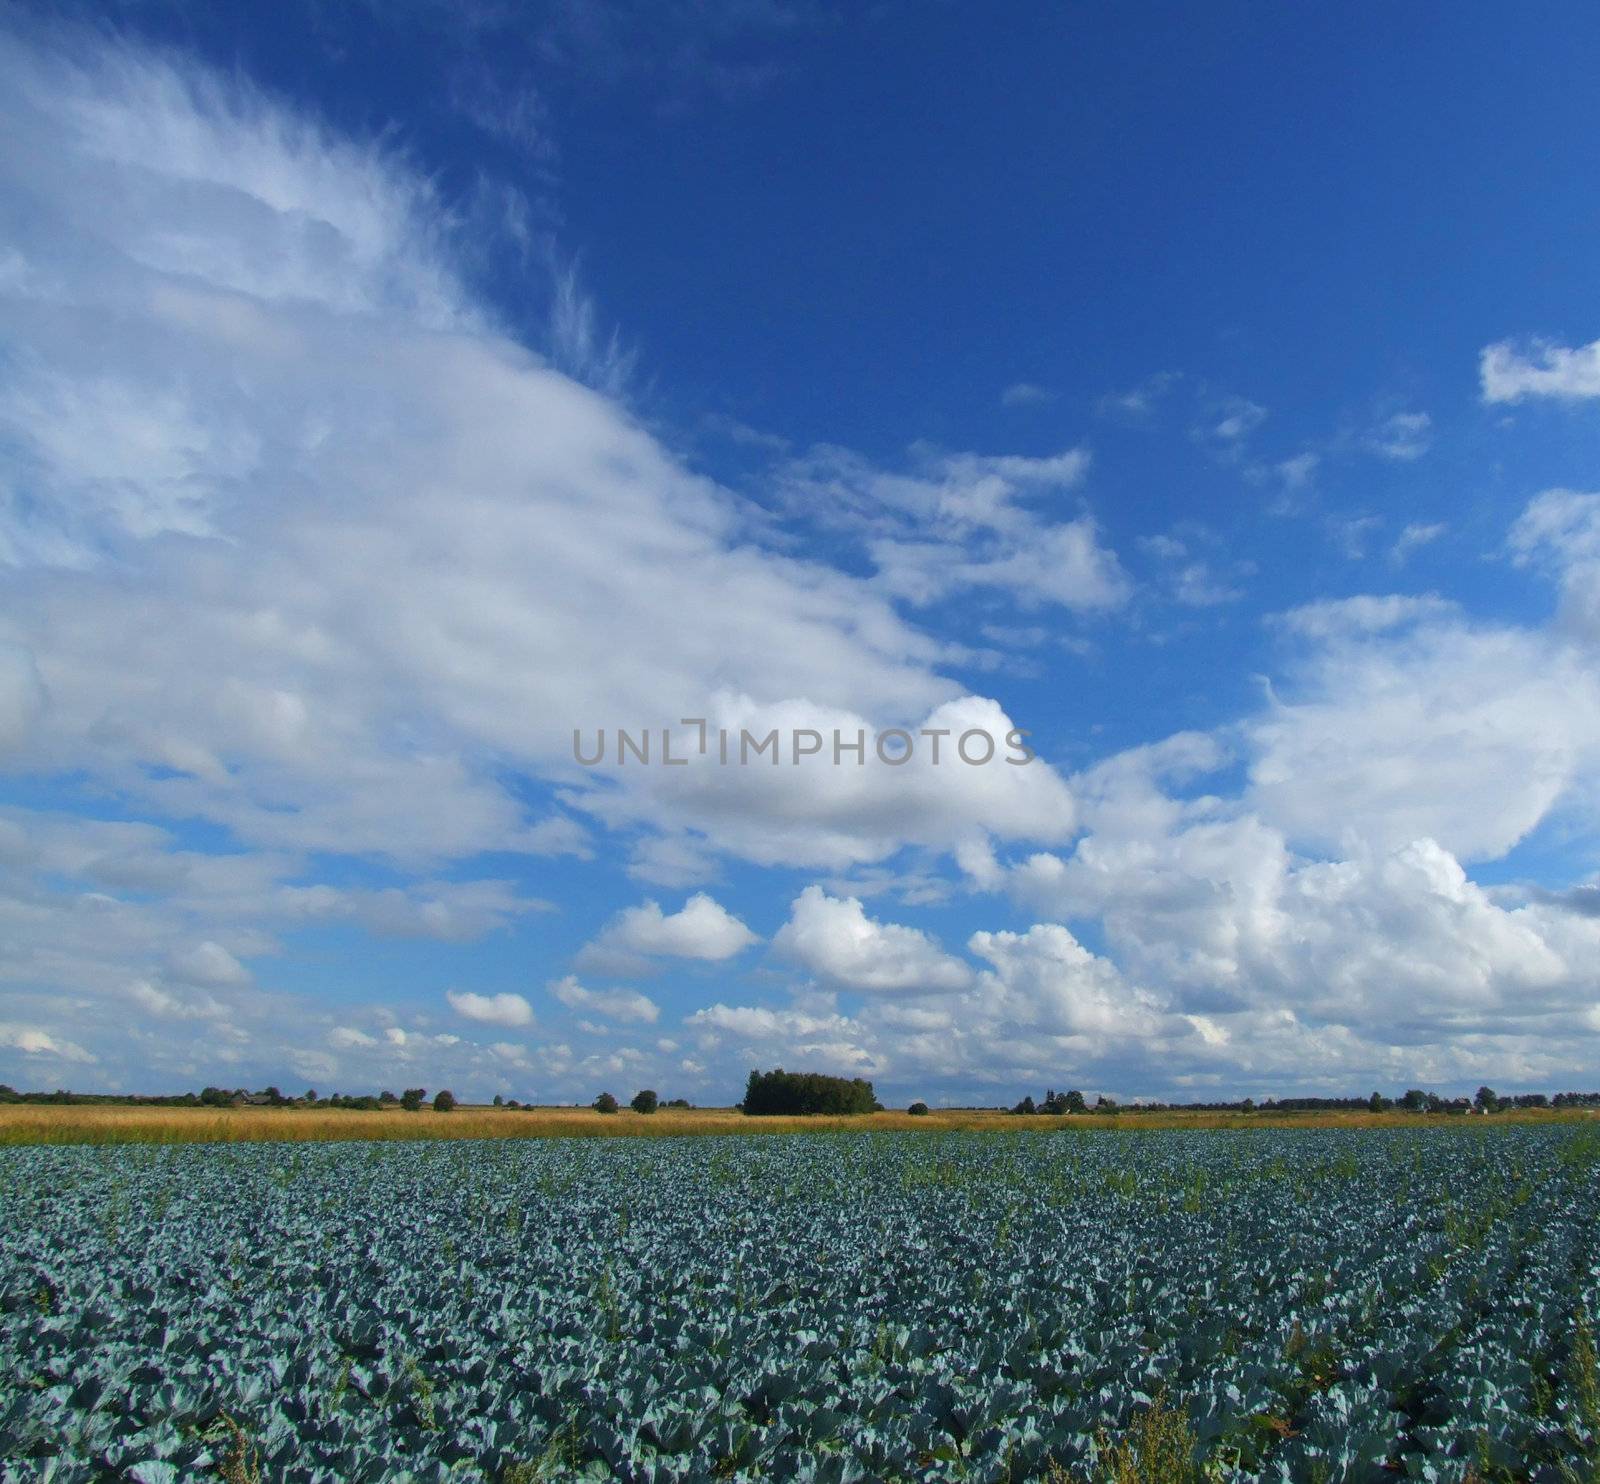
[{"left": 3, "top": 1, "right": 1600, "bottom": 1105}]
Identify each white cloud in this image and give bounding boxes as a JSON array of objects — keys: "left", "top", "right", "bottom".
[
  {"left": 591, "top": 892, "right": 756, "bottom": 962},
  {"left": 1194, "top": 397, "right": 1266, "bottom": 456},
  {"left": 1481, "top": 337, "right": 1600, "bottom": 403},
  {"left": 549, "top": 974, "right": 660, "bottom": 1024},
  {"left": 1096, "top": 372, "right": 1180, "bottom": 421},
  {"left": 1389, "top": 522, "right": 1446, "bottom": 568},
  {"left": 777, "top": 443, "right": 1130, "bottom": 612},
  {"left": 329, "top": 1026, "right": 378, "bottom": 1049},
  {"left": 0, "top": 24, "right": 961, "bottom": 870},
  {"left": 573, "top": 693, "right": 1079, "bottom": 874},
  {"left": 1212, "top": 400, "right": 1266, "bottom": 441},
  {"left": 1275, "top": 452, "right": 1319, "bottom": 489},
  {"left": 1509, "top": 490, "right": 1600, "bottom": 642},
  {"left": 997, "top": 743, "right": 1600, "bottom": 1089},
  {"left": 168, "top": 940, "right": 252, "bottom": 988},
  {"left": 1367, "top": 411, "right": 1432, "bottom": 461},
  {"left": 773, "top": 885, "right": 974, "bottom": 993},
  {"left": 1253, "top": 600, "right": 1600, "bottom": 861},
  {"left": 446, "top": 989, "right": 535, "bottom": 1027},
  {"left": 0, "top": 1024, "right": 95, "bottom": 1062},
  {"left": 999, "top": 382, "right": 1052, "bottom": 407},
  {"left": 1277, "top": 593, "right": 1457, "bottom": 641},
  {"left": 1139, "top": 530, "right": 1250, "bottom": 607}
]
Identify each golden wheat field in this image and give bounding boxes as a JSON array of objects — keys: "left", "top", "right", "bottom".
[{"left": 0, "top": 1101, "right": 1592, "bottom": 1145}]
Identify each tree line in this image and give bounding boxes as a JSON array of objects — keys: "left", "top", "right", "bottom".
[{"left": 1004, "top": 1086, "right": 1600, "bottom": 1115}]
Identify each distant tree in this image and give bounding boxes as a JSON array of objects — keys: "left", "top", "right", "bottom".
[
  {"left": 907, "top": 1101, "right": 929, "bottom": 1116},
  {"left": 304, "top": 1089, "right": 318, "bottom": 1103},
  {"left": 1095, "top": 1094, "right": 1118, "bottom": 1113},
  {"left": 1369, "top": 1091, "right": 1392, "bottom": 1112},
  {"left": 666, "top": 1097, "right": 692, "bottom": 1108},
  {"left": 740, "top": 1068, "right": 877, "bottom": 1116},
  {"left": 505, "top": 1099, "right": 521, "bottom": 1109},
  {"left": 492, "top": 1093, "right": 503, "bottom": 1108},
  {"left": 1012, "top": 1095, "right": 1037, "bottom": 1115},
  {"left": 1474, "top": 1085, "right": 1499, "bottom": 1114},
  {"left": 630, "top": 1089, "right": 659, "bottom": 1114},
  {"left": 1065, "top": 1090, "right": 1088, "bottom": 1114},
  {"left": 1401, "top": 1089, "right": 1427, "bottom": 1111},
  {"left": 593, "top": 1091, "right": 619, "bottom": 1114},
  {"left": 433, "top": 1090, "right": 457, "bottom": 1112},
  {"left": 379, "top": 1090, "right": 398, "bottom": 1105},
  {"left": 401, "top": 1088, "right": 426, "bottom": 1112},
  {"left": 1240, "top": 1097, "right": 1256, "bottom": 1113}
]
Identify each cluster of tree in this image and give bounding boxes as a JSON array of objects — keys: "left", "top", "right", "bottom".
[
  {"left": 740, "top": 1068, "right": 880, "bottom": 1116},
  {"left": 1011, "top": 1089, "right": 1118, "bottom": 1115},
  {"left": 590, "top": 1091, "right": 693, "bottom": 1114}
]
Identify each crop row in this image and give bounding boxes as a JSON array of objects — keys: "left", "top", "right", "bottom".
[{"left": 2, "top": 1126, "right": 1598, "bottom": 1481}]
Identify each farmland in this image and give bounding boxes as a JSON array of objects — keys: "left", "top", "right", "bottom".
[
  {"left": 1, "top": 1101, "right": 1593, "bottom": 1147},
  {"left": 3, "top": 1127, "right": 1599, "bottom": 1481}
]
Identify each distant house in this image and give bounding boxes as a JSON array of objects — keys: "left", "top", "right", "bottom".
[{"left": 237, "top": 1092, "right": 274, "bottom": 1106}]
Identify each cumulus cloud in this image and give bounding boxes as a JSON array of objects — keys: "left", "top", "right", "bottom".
[
  {"left": 1253, "top": 591, "right": 1600, "bottom": 861},
  {"left": 446, "top": 989, "right": 535, "bottom": 1027},
  {"left": 773, "top": 885, "right": 974, "bottom": 993},
  {"left": 589, "top": 892, "right": 756, "bottom": 962},
  {"left": 1007, "top": 722, "right": 1600, "bottom": 1063}
]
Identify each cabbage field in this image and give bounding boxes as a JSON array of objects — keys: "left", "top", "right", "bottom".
[{"left": 2, "top": 1125, "right": 1599, "bottom": 1482}]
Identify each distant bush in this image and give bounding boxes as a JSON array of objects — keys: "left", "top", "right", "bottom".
[
  {"left": 593, "top": 1092, "right": 619, "bottom": 1114},
  {"left": 740, "top": 1068, "right": 877, "bottom": 1116},
  {"left": 432, "top": 1090, "right": 456, "bottom": 1112},
  {"left": 630, "top": 1089, "right": 658, "bottom": 1115},
  {"left": 907, "top": 1101, "right": 929, "bottom": 1116},
  {"left": 400, "top": 1088, "right": 426, "bottom": 1112},
  {"left": 666, "top": 1098, "right": 692, "bottom": 1108}
]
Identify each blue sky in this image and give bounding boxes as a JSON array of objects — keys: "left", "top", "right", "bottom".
[{"left": 3, "top": 1, "right": 1600, "bottom": 1103}]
